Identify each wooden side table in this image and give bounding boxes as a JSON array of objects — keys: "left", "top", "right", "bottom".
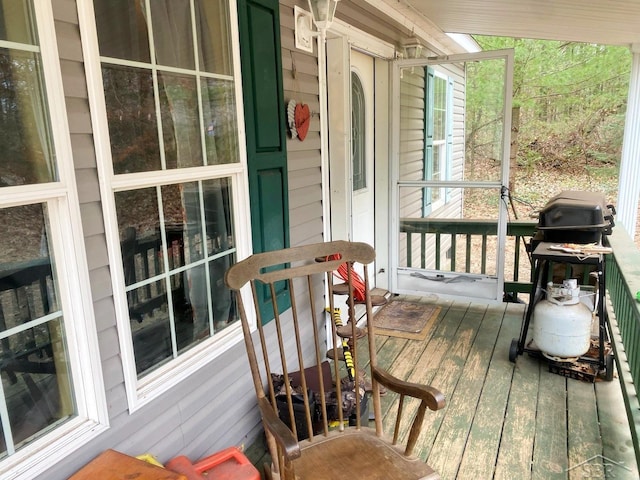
[{"left": 69, "top": 449, "right": 187, "bottom": 480}]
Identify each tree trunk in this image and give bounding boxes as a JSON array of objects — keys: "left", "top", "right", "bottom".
[{"left": 509, "top": 106, "right": 521, "bottom": 217}]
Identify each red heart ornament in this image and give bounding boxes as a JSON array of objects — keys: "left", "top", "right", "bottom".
[{"left": 294, "top": 103, "right": 311, "bottom": 141}]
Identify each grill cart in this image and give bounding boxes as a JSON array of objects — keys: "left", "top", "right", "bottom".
[{"left": 509, "top": 191, "right": 616, "bottom": 381}]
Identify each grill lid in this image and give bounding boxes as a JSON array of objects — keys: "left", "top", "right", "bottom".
[{"left": 536, "top": 191, "right": 615, "bottom": 243}]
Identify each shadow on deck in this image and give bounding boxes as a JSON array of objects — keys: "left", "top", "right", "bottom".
[{"left": 247, "top": 295, "right": 638, "bottom": 479}]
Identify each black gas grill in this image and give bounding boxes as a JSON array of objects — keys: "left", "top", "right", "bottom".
[
  {"left": 535, "top": 190, "right": 615, "bottom": 244},
  {"left": 511, "top": 190, "right": 617, "bottom": 381}
]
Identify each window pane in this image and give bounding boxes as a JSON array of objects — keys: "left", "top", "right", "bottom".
[
  {"left": 399, "top": 186, "right": 502, "bottom": 274},
  {"left": 0, "top": 1, "right": 36, "bottom": 44},
  {"left": 432, "top": 146, "right": 442, "bottom": 203},
  {"left": 196, "top": 0, "right": 232, "bottom": 75},
  {"left": 201, "top": 78, "right": 239, "bottom": 165},
  {"left": 434, "top": 77, "right": 446, "bottom": 140},
  {"left": 150, "top": 0, "right": 195, "bottom": 70},
  {"left": 0, "top": 204, "right": 75, "bottom": 455},
  {"left": 129, "top": 280, "right": 172, "bottom": 376},
  {"left": 103, "top": 65, "right": 161, "bottom": 174},
  {"left": 203, "top": 178, "right": 234, "bottom": 254},
  {"left": 465, "top": 57, "right": 506, "bottom": 182},
  {"left": 203, "top": 178, "right": 236, "bottom": 332},
  {"left": 96, "top": 0, "right": 239, "bottom": 174},
  {"left": 433, "top": 144, "right": 442, "bottom": 179},
  {"left": 116, "top": 188, "right": 163, "bottom": 285},
  {"left": 159, "top": 73, "right": 203, "bottom": 169},
  {"left": 0, "top": 48, "right": 56, "bottom": 186},
  {"left": 98, "top": 0, "right": 241, "bottom": 173},
  {"left": 94, "top": 0, "right": 151, "bottom": 63},
  {"left": 176, "top": 266, "right": 207, "bottom": 349},
  {"left": 209, "top": 253, "right": 236, "bottom": 332},
  {"left": 121, "top": 179, "right": 238, "bottom": 374},
  {"left": 0, "top": 204, "right": 58, "bottom": 316},
  {"left": 161, "top": 182, "right": 204, "bottom": 265},
  {"left": 1, "top": 319, "right": 74, "bottom": 454}
]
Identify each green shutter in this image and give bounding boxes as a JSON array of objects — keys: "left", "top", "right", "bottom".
[
  {"left": 238, "top": 0, "right": 290, "bottom": 323},
  {"left": 422, "top": 66, "right": 435, "bottom": 216}
]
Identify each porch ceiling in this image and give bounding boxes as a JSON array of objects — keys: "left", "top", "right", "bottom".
[{"left": 400, "top": 0, "right": 640, "bottom": 46}]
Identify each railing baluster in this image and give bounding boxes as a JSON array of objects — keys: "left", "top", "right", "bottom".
[
  {"left": 450, "top": 234, "right": 456, "bottom": 271},
  {"left": 481, "top": 235, "right": 488, "bottom": 274},
  {"left": 514, "top": 236, "right": 521, "bottom": 281}
]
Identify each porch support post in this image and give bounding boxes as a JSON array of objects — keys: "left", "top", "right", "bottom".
[
  {"left": 617, "top": 44, "right": 640, "bottom": 240},
  {"left": 318, "top": 28, "right": 332, "bottom": 242}
]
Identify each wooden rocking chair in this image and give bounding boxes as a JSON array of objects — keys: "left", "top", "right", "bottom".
[{"left": 225, "top": 241, "right": 445, "bottom": 480}]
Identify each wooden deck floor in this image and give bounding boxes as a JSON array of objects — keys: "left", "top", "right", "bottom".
[{"left": 248, "top": 296, "right": 639, "bottom": 479}]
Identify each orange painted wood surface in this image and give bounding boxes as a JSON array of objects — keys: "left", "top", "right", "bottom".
[{"left": 69, "top": 449, "right": 187, "bottom": 480}]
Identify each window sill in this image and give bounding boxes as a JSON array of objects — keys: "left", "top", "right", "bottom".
[
  {"left": 0, "top": 417, "right": 109, "bottom": 480},
  {"left": 126, "top": 323, "right": 244, "bottom": 412}
]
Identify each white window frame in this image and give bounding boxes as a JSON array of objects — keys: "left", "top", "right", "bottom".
[
  {"left": 0, "top": 2, "right": 108, "bottom": 478},
  {"left": 429, "top": 70, "right": 450, "bottom": 211},
  {"left": 78, "top": 0, "right": 254, "bottom": 411}
]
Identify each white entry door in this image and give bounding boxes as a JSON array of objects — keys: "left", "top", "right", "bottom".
[
  {"left": 350, "top": 50, "right": 376, "bottom": 252},
  {"left": 326, "top": 39, "right": 379, "bottom": 285}
]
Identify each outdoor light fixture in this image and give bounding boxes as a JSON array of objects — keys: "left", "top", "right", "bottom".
[
  {"left": 296, "top": 0, "right": 340, "bottom": 49},
  {"left": 402, "top": 37, "right": 424, "bottom": 59},
  {"left": 400, "top": 37, "right": 424, "bottom": 78},
  {"left": 307, "top": 0, "right": 340, "bottom": 31}
]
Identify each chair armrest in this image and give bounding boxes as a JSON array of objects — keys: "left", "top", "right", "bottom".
[
  {"left": 371, "top": 366, "right": 445, "bottom": 457},
  {"left": 371, "top": 366, "right": 445, "bottom": 411},
  {"left": 257, "top": 396, "right": 301, "bottom": 460}
]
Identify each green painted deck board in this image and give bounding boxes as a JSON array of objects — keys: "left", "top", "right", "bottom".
[
  {"left": 532, "top": 369, "right": 568, "bottom": 479},
  {"left": 567, "top": 380, "right": 605, "bottom": 479},
  {"left": 380, "top": 299, "right": 461, "bottom": 425},
  {"left": 455, "top": 303, "right": 523, "bottom": 479},
  {"left": 595, "top": 370, "right": 639, "bottom": 479},
  {"left": 425, "top": 304, "right": 505, "bottom": 478},
  {"left": 494, "top": 351, "right": 540, "bottom": 479},
  {"left": 385, "top": 302, "right": 483, "bottom": 452}
]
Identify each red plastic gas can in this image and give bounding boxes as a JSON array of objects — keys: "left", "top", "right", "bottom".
[{"left": 166, "top": 446, "right": 260, "bottom": 480}]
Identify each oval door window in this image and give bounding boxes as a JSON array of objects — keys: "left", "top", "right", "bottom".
[{"left": 351, "top": 71, "right": 366, "bottom": 191}]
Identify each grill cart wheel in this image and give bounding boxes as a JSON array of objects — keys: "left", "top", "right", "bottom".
[
  {"left": 605, "top": 353, "right": 615, "bottom": 382},
  {"left": 509, "top": 338, "right": 519, "bottom": 362}
]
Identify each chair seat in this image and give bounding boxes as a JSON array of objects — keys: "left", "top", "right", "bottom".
[{"left": 290, "top": 429, "right": 439, "bottom": 480}]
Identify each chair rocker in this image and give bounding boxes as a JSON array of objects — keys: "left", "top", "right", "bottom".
[{"left": 225, "top": 241, "right": 445, "bottom": 480}]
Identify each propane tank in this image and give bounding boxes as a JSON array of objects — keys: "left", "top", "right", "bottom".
[{"left": 532, "top": 279, "right": 593, "bottom": 360}]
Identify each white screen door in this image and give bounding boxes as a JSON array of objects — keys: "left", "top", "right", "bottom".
[{"left": 390, "top": 49, "right": 514, "bottom": 302}]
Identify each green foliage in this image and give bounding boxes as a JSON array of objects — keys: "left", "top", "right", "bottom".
[{"left": 467, "top": 36, "right": 631, "bottom": 173}]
